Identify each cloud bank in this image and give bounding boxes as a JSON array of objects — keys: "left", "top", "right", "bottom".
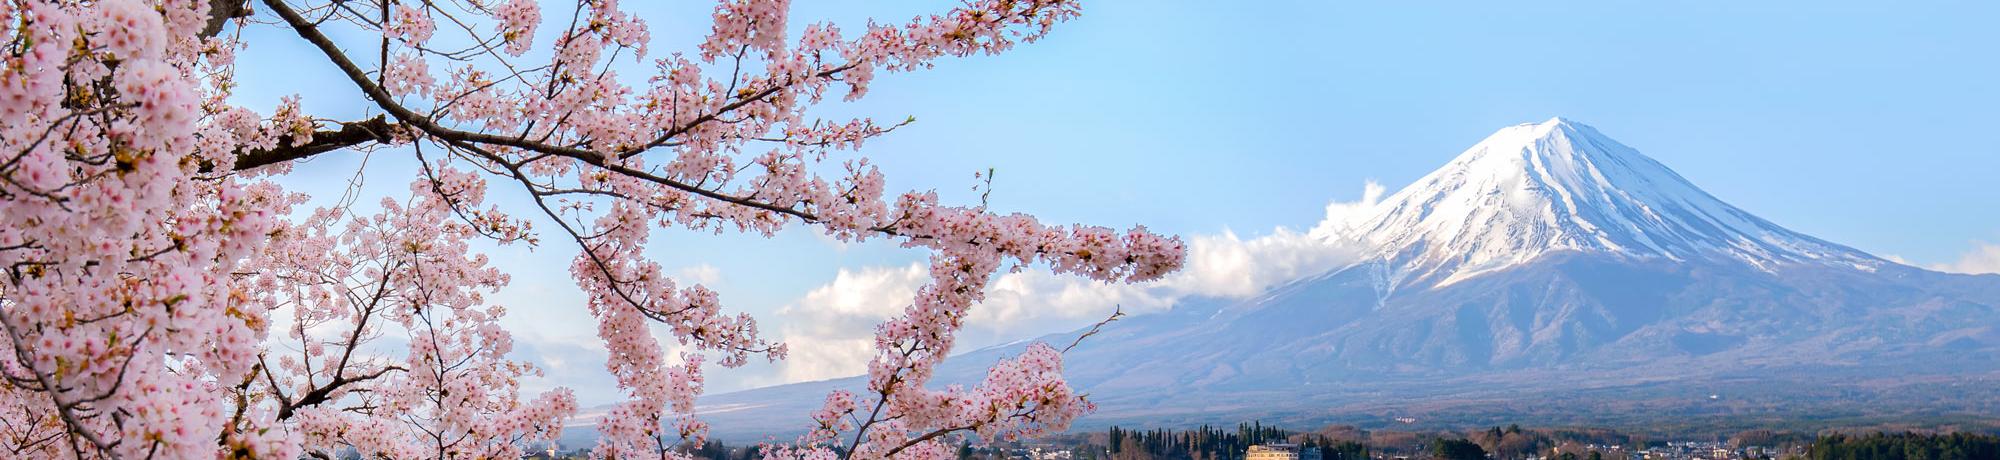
[
  {"left": 766, "top": 183, "right": 1386, "bottom": 385},
  {"left": 1930, "top": 241, "right": 2000, "bottom": 275}
]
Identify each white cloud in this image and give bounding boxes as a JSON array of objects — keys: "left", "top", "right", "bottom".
[
  {"left": 1161, "top": 180, "right": 1380, "bottom": 299},
  {"left": 1309, "top": 180, "right": 1387, "bottom": 239},
  {"left": 770, "top": 264, "right": 927, "bottom": 383},
  {"left": 978, "top": 271, "right": 1171, "bottom": 324},
  {"left": 1161, "top": 227, "right": 1355, "bottom": 299},
  {"left": 676, "top": 264, "right": 723, "bottom": 286},
  {"left": 1930, "top": 242, "right": 2000, "bottom": 274},
  {"left": 763, "top": 184, "right": 1385, "bottom": 385},
  {"left": 767, "top": 264, "right": 1179, "bottom": 383}
]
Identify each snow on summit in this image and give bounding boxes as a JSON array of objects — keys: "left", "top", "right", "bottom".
[{"left": 1328, "top": 117, "right": 1882, "bottom": 287}]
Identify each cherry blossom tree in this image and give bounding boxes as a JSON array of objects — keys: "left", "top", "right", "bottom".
[{"left": 0, "top": 0, "right": 1185, "bottom": 458}]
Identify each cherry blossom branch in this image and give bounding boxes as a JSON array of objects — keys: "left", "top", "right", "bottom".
[
  {"left": 261, "top": 0, "right": 858, "bottom": 226},
  {"left": 200, "top": 0, "right": 254, "bottom": 38},
  {"left": 0, "top": 315, "right": 117, "bottom": 456},
  {"left": 219, "top": 116, "right": 398, "bottom": 173},
  {"left": 1065, "top": 305, "right": 1124, "bottom": 353},
  {"left": 1, "top": 1, "right": 1175, "bottom": 458}
]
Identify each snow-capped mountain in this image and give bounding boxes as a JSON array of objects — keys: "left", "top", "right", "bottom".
[
  {"left": 1331, "top": 117, "right": 1880, "bottom": 289},
  {"left": 695, "top": 118, "right": 2000, "bottom": 440}
]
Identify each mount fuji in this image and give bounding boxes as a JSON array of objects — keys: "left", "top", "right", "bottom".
[
  {"left": 1333, "top": 117, "right": 1881, "bottom": 290},
  {"left": 693, "top": 118, "right": 2000, "bottom": 439}
]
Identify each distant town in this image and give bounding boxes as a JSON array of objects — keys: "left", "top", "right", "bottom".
[{"left": 520, "top": 422, "right": 1998, "bottom": 460}]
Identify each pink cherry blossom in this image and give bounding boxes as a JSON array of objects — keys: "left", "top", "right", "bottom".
[
  {"left": 388, "top": 4, "right": 435, "bottom": 44},
  {"left": 493, "top": 0, "right": 541, "bottom": 56}
]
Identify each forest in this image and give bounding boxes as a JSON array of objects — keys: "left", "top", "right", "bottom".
[{"left": 1805, "top": 432, "right": 2000, "bottom": 460}]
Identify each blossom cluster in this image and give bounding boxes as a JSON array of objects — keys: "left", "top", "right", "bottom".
[
  {"left": 0, "top": 0, "right": 297, "bottom": 457},
  {"left": 493, "top": 0, "right": 541, "bottom": 56},
  {"left": 253, "top": 171, "right": 574, "bottom": 459}
]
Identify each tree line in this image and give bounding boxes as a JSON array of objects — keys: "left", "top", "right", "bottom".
[
  {"left": 1104, "top": 423, "right": 1367, "bottom": 460},
  {"left": 1806, "top": 432, "right": 2000, "bottom": 460}
]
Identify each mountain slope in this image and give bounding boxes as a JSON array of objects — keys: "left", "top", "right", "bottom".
[{"left": 698, "top": 118, "right": 2000, "bottom": 440}]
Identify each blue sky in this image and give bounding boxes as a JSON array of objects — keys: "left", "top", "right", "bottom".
[{"left": 235, "top": 1, "right": 2000, "bottom": 400}]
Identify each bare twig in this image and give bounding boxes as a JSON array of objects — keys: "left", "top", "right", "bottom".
[{"left": 1064, "top": 305, "right": 1124, "bottom": 353}]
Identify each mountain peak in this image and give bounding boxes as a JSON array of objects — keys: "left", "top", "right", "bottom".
[
  {"left": 1493, "top": 116, "right": 1582, "bottom": 138},
  {"left": 1529, "top": 115, "right": 1580, "bottom": 130},
  {"left": 1330, "top": 118, "right": 1880, "bottom": 288},
  {"left": 1455, "top": 117, "right": 1618, "bottom": 170}
]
